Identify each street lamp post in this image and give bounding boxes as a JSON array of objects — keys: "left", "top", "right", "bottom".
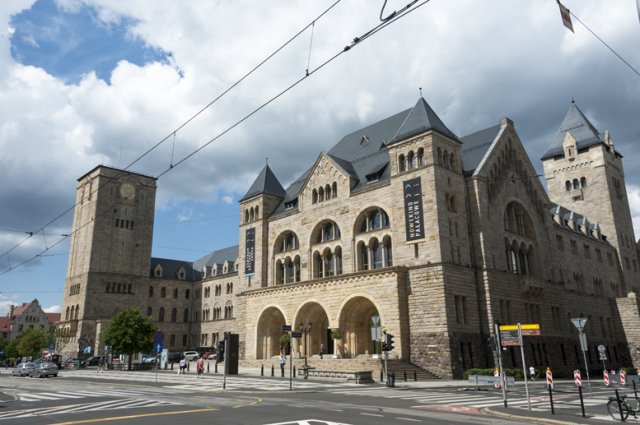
[{"left": 299, "top": 322, "right": 312, "bottom": 378}]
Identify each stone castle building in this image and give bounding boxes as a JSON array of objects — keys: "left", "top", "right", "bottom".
[{"left": 56, "top": 98, "right": 640, "bottom": 378}]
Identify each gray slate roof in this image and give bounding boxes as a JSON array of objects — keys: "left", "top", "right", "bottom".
[
  {"left": 460, "top": 124, "right": 502, "bottom": 176},
  {"left": 240, "top": 164, "right": 286, "bottom": 202},
  {"left": 150, "top": 257, "right": 201, "bottom": 281},
  {"left": 541, "top": 101, "right": 613, "bottom": 160},
  {"left": 193, "top": 245, "right": 239, "bottom": 270}
]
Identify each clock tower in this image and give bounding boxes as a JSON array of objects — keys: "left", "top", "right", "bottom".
[{"left": 58, "top": 166, "right": 157, "bottom": 357}]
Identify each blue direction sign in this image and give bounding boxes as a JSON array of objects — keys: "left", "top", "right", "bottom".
[
  {"left": 153, "top": 332, "right": 165, "bottom": 344},
  {"left": 49, "top": 343, "right": 55, "bottom": 351},
  {"left": 154, "top": 343, "right": 163, "bottom": 353},
  {"left": 104, "top": 345, "right": 109, "bottom": 353}
]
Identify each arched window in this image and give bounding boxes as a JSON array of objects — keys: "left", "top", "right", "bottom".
[
  {"left": 245, "top": 209, "right": 249, "bottom": 223},
  {"left": 146, "top": 306, "right": 152, "bottom": 316},
  {"left": 173, "top": 288, "right": 178, "bottom": 299},
  {"left": 335, "top": 246, "right": 343, "bottom": 275},
  {"left": 357, "top": 241, "right": 369, "bottom": 271},
  {"left": 250, "top": 207, "right": 255, "bottom": 222},
  {"left": 75, "top": 304, "right": 79, "bottom": 320},
  {"left": 325, "top": 184, "right": 331, "bottom": 199},
  {"left": 159, "top": 307, "right": 165, "bottom": 322},
  {"left": 565, "top": 180, "right": 571, "bottom": 191},
  {"left": 65, "top": 306, "right": 70, "bottom": 321},
  {"left": 383, "top": 236, "right": 393, "bottom": 267},
  {"left": 408, "top": 151, "right": 415, "bottom": 169},
  {"left": 323, "top": 248, "right": 334, "bottom": 277},
  {"left": 443, "top": 151, "right": 450, "bottom": 169},
  {"left": 449, "top": 153, "right": 455, "bottom": 171},
  {"left": 276, "top": 231, "right": 299, "bottom": 253},
  {"left": 161, "top": 287, "right": 166, "bottom": 298},
  {"left": 417, "top": 148, "right": 424, "bottom": 167},
  {"left": 171, "top": 308, "right": 177, "bottom": 323},
  {"left": 580, "top": 177, "right": 587, "bottom": 188},
  {"left": 371, "top": 239, "right": 383, "bottom": 269},
  {"left": 255, "top": 206, "right": 259, "bottom": 219},
  {"left": 358, "top": 207, "right": 390, "bottom": 233},
  {"left": 318, "top": 187, "right": 325, "bottom": 202},
  {"left": 185, "top": 289, "right": 190, "bottom": 299},
  {"left": 437, "top": 147, "right": 443, "bottom": 165},
  {"left": 312, "top": 189, "right": 318, "bottom": 204},
  {"left": 572, "top": 179, "right": 579, "bottom": 190},
  {"left": 183, "top": 308, "right": 189, "bottom": 322},
  {"left": 313, "top": 220, "right": 341, "bottom": 244},
  {"left": 399, "top": 154, "right": 406, "bottom": 172},
  {"left": 332, "top": 182, "right": 337, "bottom": 198}
]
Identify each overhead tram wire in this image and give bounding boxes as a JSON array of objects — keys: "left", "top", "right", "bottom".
[
  {"left": 0, "top": 1, "right": 342, "bottom": 265},
  {"left": 0, "top": 0, "right": 434, "bottom": 277}
]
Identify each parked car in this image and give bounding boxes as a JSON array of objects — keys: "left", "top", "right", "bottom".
[
  {"left": 62, "top": 358, "right": 78, "bottom": 369},
  {"left": 182, "top": 351, "right": 199, "bottom": 361},
  {"left": 29, "top": 362, "right": 59, "bottom": 378},
  {"left": 168, "top": 352, "right": 183, "bottom": 363},
  {"left": 80, "top": 356, "right": 105, "bottom": 367},
  {"left": 12, "top": 362, "right": 36, "bottom": 377},
  {"left": 141, "top": 354, "right": 157, "bottom": 364}
]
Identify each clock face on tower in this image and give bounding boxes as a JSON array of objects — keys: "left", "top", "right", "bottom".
[{"left": 119, "top": 183, "right": 135, "bottom": 199}]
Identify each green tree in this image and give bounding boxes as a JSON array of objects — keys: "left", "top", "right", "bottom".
[
  {"left": 102, "top": 308, "right": 156, "bottom": 370},
  {"left": 15, "top": 328, "right": 53, "bottom": 359}
]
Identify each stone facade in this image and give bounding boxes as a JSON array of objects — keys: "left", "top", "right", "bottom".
[{"left": 56, "top": 98, "right": 640, "bottom": 378}]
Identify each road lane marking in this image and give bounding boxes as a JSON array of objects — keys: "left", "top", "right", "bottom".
[{"left": 54, "top": 407, "right": 220, "bottom": 424}]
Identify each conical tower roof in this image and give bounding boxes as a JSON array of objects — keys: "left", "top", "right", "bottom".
[
  {"left": 240, "top": 164, "right": 285, "bottom": 202},
  {"left": 388, "top": 97, "right": 459, "bottom": 145},
  {"left": 542, "top": 101, "right": 605, "bottom": 160}
]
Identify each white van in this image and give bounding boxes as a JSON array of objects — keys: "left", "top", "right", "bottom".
[{"left": 183, "top": 351, "right": 199, "bottom": 361}]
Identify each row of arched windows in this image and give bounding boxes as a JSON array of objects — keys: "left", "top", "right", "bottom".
[
  {"left": 149, "top": 286, "right": 191, "bottom": 299},
  {"left": 65, "top": 304, "right": 80, "bottom": 321},
  {"left": 312, "top": 182, "right": 338, "bottom": 204},
  {"left": 565, "top": 177, "right": 587, "bottom": 191},
  {"left": 151, "top": 307, "right": 190, "bottom": 323},
  {"left": 244, "top": 205, "right": 259, "bottom": 223},
  {"left": 505, "top": 238, "right": 535, "bottom": 276},
  {"left": 398, "top": 148, "right": 425, "bottom": 172},
  {"left": 357, "top": 237, "right": 393, "bottom": 270},
  {"left": 275, "top": 256, "right": 301, "bottom": 284},
  {"left": 106, "top": 282, "right": 132, "bottom": 294},
  {"left": 437, "top": 147, "right": 457, "bottom": 171},
  {"left": 312, "top": 247, "right": 343, "bottom": 278}
]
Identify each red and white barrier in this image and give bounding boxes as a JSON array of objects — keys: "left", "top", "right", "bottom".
[
  {"left": 604, "top": 369, "right": 610, "bottom": 386},
  {"left": 546, "top": 367, "right": 554, "bottom": 389},
  {"left": 620, "top": 370, "right": 626, "bottom": 386},
  {"left": 574, "top": 369, "right": 582, "bottom": 387},
  {"left": 494, "top": 368, "right": 500, "bottom": 389}
]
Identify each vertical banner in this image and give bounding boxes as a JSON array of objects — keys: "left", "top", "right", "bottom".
[
  {"left": 403, "top": 177, "right": 424, "bottom": 241},
  {"left": 244, "top": 227, "right": 255, "bottom": 275}
]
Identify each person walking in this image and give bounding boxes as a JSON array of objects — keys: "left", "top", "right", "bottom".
[
  {"left": 178, "top": 357, "right": 186, "bottom": 375},
  {"left": 197, "top": 358, "right": 204, "bottom": 379},
  {"left": 97, "top": 357, "right": 104, "bottom": 374},
  {"left": 278, "top": 353, "right": 286, "bottom": 377},
  {"left": 529, "top": 366, "right": 536, "bottom": 381},
  {"left": 319, "top": 344, "right": 324, "bottom": 359}
]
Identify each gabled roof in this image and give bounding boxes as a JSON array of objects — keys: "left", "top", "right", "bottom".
[
  {"left": 240, "top": 164, "right": 286, "bottom": 202},
  {"left": 11, "top": 302, "right": 31, "bottom": 318},
  {"left": 542, "top": 101, "right": 616, "bottom": 160},
  {"left": 461, "top": 123, "right": 503, "bottom": 176},
  {"left": 0, "top": 316, "right": 10, "bottom": 332}
]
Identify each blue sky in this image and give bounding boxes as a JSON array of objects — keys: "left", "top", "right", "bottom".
[{"left": 1, "top": 0, "right": 639, "bottom": 314}]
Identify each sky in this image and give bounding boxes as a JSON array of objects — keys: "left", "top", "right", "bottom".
[{"left": 0, "top": 0, "right": 639, "bottom": 315}]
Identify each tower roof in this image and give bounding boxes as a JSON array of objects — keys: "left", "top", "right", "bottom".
[
  {"left": 542, "top": 101, "right": 606, "bottom": 160},
  {"left": 387, "top": 97, "right": 459, "bottom": 145},
  {"left": 240, "top": 164, "right": 286, "bottom": 202}
]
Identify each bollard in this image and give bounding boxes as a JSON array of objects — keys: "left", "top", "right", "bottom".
[
  {"left": 391, "top": 372, "right": 396, "bottom": 387},
  {"left": 261, "top": 364, "right": 264, "bottom": 376},
  {"left": 403, "top": 369, "right": 407, "bottom": 382},
  {"left": 380, "top": 369, "right": 384, "bottom": 382},
  {"left": 171, "top": 362, "right": 173, "bottom": 371},
  {"left": 187, "top": 362, "right": 190, "bottom": 372},
  {"left": 578, "top": 385, "right": 586, "bottom": 418},
  {"left": 548, "top": 384, "right": 555, "bottom": 414},
  {"left": 633, "top": 380, "right": 638, "bottom": 401},
  {"left": 215, "top": 362, "right": 218, "bottom": 373},
  {"left": 207, "top": 363, "right": 210, "bottom": 373},
  {"left": 271, "top": 364, "right": 274, "bottom": 377},
  {"left": 414, "top": 369, "right": 417, "bottom": 382},
  {"left": 164, "top": 362, "right": 167, "bottom": 370},
  {"left": 293, "top": 365, "right": 296, "bottom": 378}
]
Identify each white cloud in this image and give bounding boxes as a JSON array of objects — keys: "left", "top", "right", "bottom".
[{"left": 44, "top": 305, "right": 61, "bottom": 313}]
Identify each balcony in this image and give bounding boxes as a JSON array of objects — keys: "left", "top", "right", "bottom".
[{"left": 521, "top": 276, "right": 544, "bottom": 297}]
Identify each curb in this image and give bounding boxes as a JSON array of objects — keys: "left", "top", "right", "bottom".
[{"left": 483, "top": 407, "right": 587, "bottom": 425}]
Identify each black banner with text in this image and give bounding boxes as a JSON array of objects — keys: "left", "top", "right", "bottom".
[{"left": 403, "top": 177, "right": 424, "bottom": 241}]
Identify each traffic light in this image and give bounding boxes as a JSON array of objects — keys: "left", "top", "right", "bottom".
[
  {"left": 382, "top": 342, "right": 388, "bottom": 352},
  {"left": 216, "top": 340, "right": 225, "bottom": 362},
  {"left": 385, "top": 333, "right": 395, "bottom": 351}
]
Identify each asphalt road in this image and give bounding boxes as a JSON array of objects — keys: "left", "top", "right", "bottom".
[{"left": 0, "top": 368, "right": 634, "bottom": 424}]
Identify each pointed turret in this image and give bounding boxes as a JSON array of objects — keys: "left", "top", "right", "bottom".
[
  {"left": 542, "top": 100, "right": 607, "bottom": 160},
  {"left": 241, "top": 164, "right": 285, "bottom": 202},
  {"left": 388, "top": 97, "right": 458, "bottom": 145}
]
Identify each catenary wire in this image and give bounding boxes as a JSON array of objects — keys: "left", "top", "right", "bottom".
[{"left": 0, "top": 0, "right": 434, "bottom": 277}]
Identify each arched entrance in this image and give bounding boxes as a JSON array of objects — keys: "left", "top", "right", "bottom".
[
  {"left": 338, "top": 297, "right": 381, "bottom": 358},
  {"left": 256, "top": 307, "right": 286, "bottom": 359},
  {"left": 294, "top": 302, "right": 329, "bottom": 358}
]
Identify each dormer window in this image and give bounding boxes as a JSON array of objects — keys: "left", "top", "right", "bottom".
[
  {"left": 177, "top": 266, "right": 186, "bottom": 280},
  {"left": 361, "top": 135, "right": 370, "bottom": 145},
  {"left": 285, "top": 199, "right": 298, "bottom": 210},
  {"left": 153, "top": 265, "right": 163, "bottom": 278}
]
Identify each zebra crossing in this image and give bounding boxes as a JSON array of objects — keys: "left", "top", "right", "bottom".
[
  {"left": 0, "top": 397, "right": 177, "bottom": 420},
  {"left": 16, "top": 388, "right": 150, "bottom": 402}
]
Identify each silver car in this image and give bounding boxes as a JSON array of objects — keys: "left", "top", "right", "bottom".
[
  {"left": 29, "top": 362, "right": 59, "bottom": 378},
  {"left": 12, "top": 362, "right": 36, "bottom": 377}
]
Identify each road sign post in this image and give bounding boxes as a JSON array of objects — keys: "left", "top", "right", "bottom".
[
  {"left": 493, "top": 323, "right": 508, "bottom": 407},
  {"left": 517, "top": 323, "right": 532, "bottom": 412},
  {"left": 571, "top": 318, "right": 592, "bottom": 396}
]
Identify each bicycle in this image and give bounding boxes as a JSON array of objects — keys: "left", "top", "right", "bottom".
[{"left": 607, "top": 394, "right": 639, "bottom": 421}]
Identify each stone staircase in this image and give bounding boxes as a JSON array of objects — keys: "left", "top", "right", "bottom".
[{"left": 240, "top": 357, "right": 441, "bottom": 382}]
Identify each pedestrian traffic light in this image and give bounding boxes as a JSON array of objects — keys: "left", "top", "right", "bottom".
[
  {"left": 217, "top": 340, "right": 225, "bottom": 362},
  {"left": 385, "top": 333, "right": 395, "bottom": 351},
  {"left": 382, "top": 342, "right": 388, "bottom": 352}
]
